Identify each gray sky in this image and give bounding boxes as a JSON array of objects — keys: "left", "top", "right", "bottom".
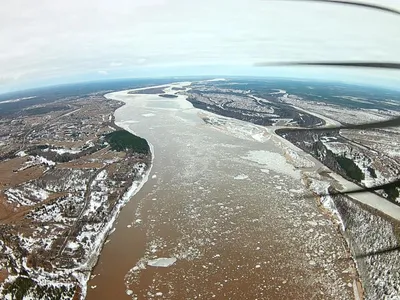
[{"left": 1, "top": 0, "right": 400, "bottom": 92}]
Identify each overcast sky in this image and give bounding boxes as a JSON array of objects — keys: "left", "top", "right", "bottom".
[{"left": 1, "top": 0, "right": 400, "bottom": 92}]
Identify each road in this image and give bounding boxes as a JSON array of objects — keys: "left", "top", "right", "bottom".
[
  {"left": 270, "top": 123, "right": 400, "bottom": 221},
  {"left": 329, "top": 172, "right": 400, "bottom": 221},
  {"left": 14, "top": 105, "right": 81, "bottom": 155},
  {"left": 57, "top": 164, "right": 108, "bottom": 256}
]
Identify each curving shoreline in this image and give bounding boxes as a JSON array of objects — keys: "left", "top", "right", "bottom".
[
  {"left": 77, "top": 101, "right": 155, "bottom": 299},
  {"left": 77, "top": 152, "right": 153, "bottom": 300}
]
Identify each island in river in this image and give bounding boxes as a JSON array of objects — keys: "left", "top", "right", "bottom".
[{"left": 158, "top": 94, "right": 178, "bottom": 99}]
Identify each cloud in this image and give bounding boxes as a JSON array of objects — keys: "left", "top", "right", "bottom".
[
  {"left": 97, "top": 70, "right": 109, "bottom": 75},
  {"left": 109, "top": 62, "right": 123, "bottom": 67},
  {"left": 0, "top": 0, "right": 399, "bottom": 91},
  {"left": 137, "top": 58, "right": 147, "bottom": 65}
]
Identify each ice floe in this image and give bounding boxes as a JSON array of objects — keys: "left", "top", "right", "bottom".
[
  {"left": 242, "top": 150, "right": 300, "bottom": 179},
  {"left": 233, "top": 174, "right": 248, "bottom": 180},
  {"left": 147, "top": 257, "right": 177, "bottom": 268}
]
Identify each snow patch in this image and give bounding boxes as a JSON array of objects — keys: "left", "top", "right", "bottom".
[
  {"left": 35, "top": 155, "right": 56, "bottom": 166},
  {"left": 67, "top": 242, "right": 80, "bottom": 250},
  {"left": 49, "top": 148, "right": 81, "bottom": 155},
  {"left": 16, "top": 151, "right": 27, "bottom": 157}
]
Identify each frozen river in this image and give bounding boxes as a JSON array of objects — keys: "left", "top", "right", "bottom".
[{"left": 86, "top": 83, "right": 356, "bottom": 299}]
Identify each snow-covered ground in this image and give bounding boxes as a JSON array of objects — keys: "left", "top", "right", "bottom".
[
  {"left": 1, "top": 138, "right": 152, "bottom": 298},
  {"left": 5, "top": 184, "right": 49, "bottom": 207},
  {"left": 1, "top": 159, "right": 152, "bottom": 299},
  {"left": 321, "top": 138, "right": 399, "bottom": 198},
  {"left": 340, "top": 128, "right": 400, "bottom": 161},
  {"left": 71, "top": 162, "right": 150, "bottom": 299},
  {"left": 328, "top": 172, "right": 400, "bottom": 221},
  {"left": 333, "top": 193, "right": 400, "bottom": 300},
  {"left": 44, "top": 148, "right": 82, "bottom": 155},
  {"left": 279, "top": 92, "right": 399, "bottom": 126}
]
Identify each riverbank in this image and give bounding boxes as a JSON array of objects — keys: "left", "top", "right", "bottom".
[
  {"left": 269, "top": 115, "right": 400, "bottom": 300},
  {"left": 77, "top": 159, "right": 152, "bottom": 299},
  {"left": 0, "top": 95, "right": 154, "bottom": 300},
  {"left": 75, "top": 110, "right": 155, "bottom": 299}
]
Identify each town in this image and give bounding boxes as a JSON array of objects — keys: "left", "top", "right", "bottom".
[{"left": 0, "top": 93, "right": 151, "bottom": 299}]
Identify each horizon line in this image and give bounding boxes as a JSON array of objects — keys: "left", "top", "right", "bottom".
[{"left": 1, "top": 74, "right": 400, "bottom": 98}]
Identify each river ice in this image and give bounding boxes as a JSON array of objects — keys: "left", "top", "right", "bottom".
[
  {"left": 147, "top": 258, "right": 177, "bottom": 268},
  {"left": 88, "top": 82, "right": 355, "bottom": 300}
]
